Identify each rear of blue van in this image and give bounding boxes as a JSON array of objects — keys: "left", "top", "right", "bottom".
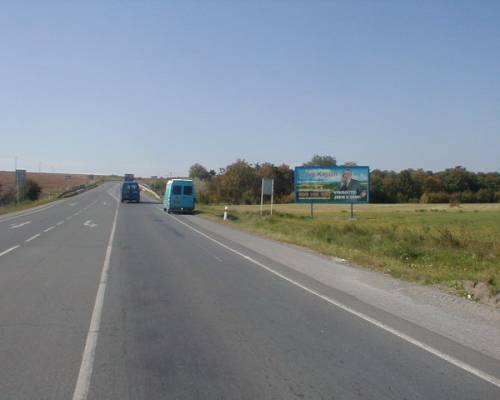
[
  {"left": 121, "top": 181, "right": 140, "bottom": 203},
  {"left": 163, "top": 179, "right": 195, "bottom": 213}
]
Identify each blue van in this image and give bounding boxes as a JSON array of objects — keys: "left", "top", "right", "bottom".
[
  {"left": 121, "top": 181, "right": 140, "bottom": 203},
  {"left": 163, "top": 179, "right": 195, "bottom": 213}
]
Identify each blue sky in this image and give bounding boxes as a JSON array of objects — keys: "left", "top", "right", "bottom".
[{"left": 1, "top": 1, "right": 499, "bottom": 176}]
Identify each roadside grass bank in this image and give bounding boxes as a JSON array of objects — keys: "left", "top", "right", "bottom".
[
  {"left": 198, "top": 203, "right": 500, "bottom": 304},
  {"left": 0, "top": 197, "right": 56, "bottom": 216},
  {"left": 0, "top": 181, "right": 102, "bottom": 216}
]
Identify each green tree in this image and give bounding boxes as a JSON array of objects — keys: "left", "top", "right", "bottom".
[
  {"left": 441, "top": 166, "right": 479, "bottom": 193},
  {"left": 423, "top": 175, "right": 444, "bottom": 192},
  {"left": 189, "top": 163, "right": 211, "bottom": 181},
  {"left": 219, "top": 160, "right": 260, "bottom": 204},
  {"left": 304, "top": 154, "right": 337, "bottom": 167},
  {"left": 397, "top": 170, "right": 422, "bottom": 202}
]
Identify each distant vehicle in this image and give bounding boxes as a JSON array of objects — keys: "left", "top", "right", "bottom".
[
  {"left": 121, "top": 181, "right": 140, "bottom": 203},
  {"left": 163, "top": 179, "right": 195, "bottom": 213},
  {"left": 124, "top": 173, "right": 135, "bottom": 182}
]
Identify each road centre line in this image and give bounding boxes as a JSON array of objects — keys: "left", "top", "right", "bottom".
[
  {"left": 107, "top": 189, "right": 119, "bottom": 202},
  {"left": 0, "top": 245, "right": 20, "bottom": 257},
  {"left": 44, "top": 226, "right": 55, "bottom": 232},
  {"left": 57, "top": 221, "right": 65, "bottom": 226},
  {"left": 165, "top": 211, "right": 500, "bottom": 389},
  {"left": 25, "top": 233, "right": 41, "bottom": 242},
  {"left": 72, "top": 198, "right": 120, "bottom": 400}
]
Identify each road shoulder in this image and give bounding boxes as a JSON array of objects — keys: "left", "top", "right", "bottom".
[{"left": 182, "top": 213, "right": 500, "bottom": 361}]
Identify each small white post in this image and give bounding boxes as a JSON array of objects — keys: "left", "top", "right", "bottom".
[{"left": 223, "top": 206, "right": 228, "bottom": 221}]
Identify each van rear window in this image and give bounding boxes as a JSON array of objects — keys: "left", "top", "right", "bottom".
[
  {"left": 123, "top": 183, "right": 138, "bottom": 191},
  {"left": 173, "top": 186, "right": 182, "bottom": 195},
  {"left": 183, "top": 186, "right": 193, "bottom": 195}
]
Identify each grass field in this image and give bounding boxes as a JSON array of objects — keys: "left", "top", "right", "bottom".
[{"left": 199, "top": 203, "right": 500, "bottom": 296}]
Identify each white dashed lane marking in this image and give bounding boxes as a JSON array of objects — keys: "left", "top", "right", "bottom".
[
  {"left": 25, "top": 234, "right": 41, "bottom": 243},
  {"left": 0, "top": 245, "right": 20, "bottom": 257}
]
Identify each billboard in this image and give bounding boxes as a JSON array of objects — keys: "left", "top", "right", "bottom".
[{"left": 294, "top": 166, "right": 370, "bottom": 204}]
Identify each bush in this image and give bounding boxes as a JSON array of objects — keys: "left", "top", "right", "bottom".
[
  {"left": 476, "top": 189, "right": 495, "bottom": 203},
  {"left": 420, "top": 191, "right": 450, "bottom": 203},
  {"left": 0, "top": 187, "right": 16, "bottom": 205},
  {"left": 21, "top": 180, "right": 42, "bottom": 201},
  {"left": 461, "top": 191, "right": 477, "bottom": 203},
  {"left": 196, "top": 191, "right": 211, "bottom": 205}
]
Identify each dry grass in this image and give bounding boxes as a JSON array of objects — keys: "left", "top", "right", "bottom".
[
  {"left": 199, "top": 203, "right": 500, "bottom": 293},
  {"left": 0, "top": 171, "right": 103, "bottom": 195}
]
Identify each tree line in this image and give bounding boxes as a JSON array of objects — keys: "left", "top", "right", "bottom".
[{"left": 154, "top": 155, "right": 500, "bottom": 204}]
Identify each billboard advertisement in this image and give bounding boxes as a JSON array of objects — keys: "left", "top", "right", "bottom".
[{"left": 294, "top": 166, "right": 370, "bottom": 204}]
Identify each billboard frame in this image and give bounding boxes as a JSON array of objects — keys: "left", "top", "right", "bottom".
[{"left": 294, "top": 165, "right": 370, "bottom": 205}]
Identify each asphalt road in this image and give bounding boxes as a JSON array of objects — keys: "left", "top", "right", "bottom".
[{"left": 0, "top": 182, "right": 499, "bottom": 399}]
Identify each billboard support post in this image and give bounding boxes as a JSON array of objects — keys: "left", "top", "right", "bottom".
[
  {"left": 310, "top": 203, "right": 314, "bottom": 218},
  {"left": 350, "top": 202, "right": 354, "bottom": 219}
]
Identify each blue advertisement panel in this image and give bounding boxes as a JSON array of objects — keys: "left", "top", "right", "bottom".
[{"left": 294, "top": 166, "right": 370, "bottom": 204}]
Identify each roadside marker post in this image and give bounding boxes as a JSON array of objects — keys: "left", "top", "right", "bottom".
[{"left": 223, "top": 206, "right": 228, "bottom": 221}]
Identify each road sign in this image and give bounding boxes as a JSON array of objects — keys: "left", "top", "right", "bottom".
[
  {"left": 15, "top": 169, "right": 27, "bottom": 186},
  {"left": 260, "top": 178, "right": 274, "bottom": 216},
  {"left": 262, "top": 178, "right": 273, "bottom": 195}
]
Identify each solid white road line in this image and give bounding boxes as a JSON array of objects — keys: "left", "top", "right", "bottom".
[
  {"left": 44, "top": 226, "right": 55, "bottom": 232},
  {"left": 0, "top": 202, "right": 60, "bottom": 224},
  {"left": 0, "top": 245, "right": 20, "bottom": 257},
  {"left": 72, "top": 198, "right": 120, "bottom": 400},
  {"left": 25, "top": 233, "right": 41, "bottom": 242},
  {"left": 167, "top": 213, "right": 500, "bottom": 389}
]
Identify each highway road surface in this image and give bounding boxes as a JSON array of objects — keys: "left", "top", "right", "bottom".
[{"left": 0, "top": 182, "right": 499, "bottom": 399}]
